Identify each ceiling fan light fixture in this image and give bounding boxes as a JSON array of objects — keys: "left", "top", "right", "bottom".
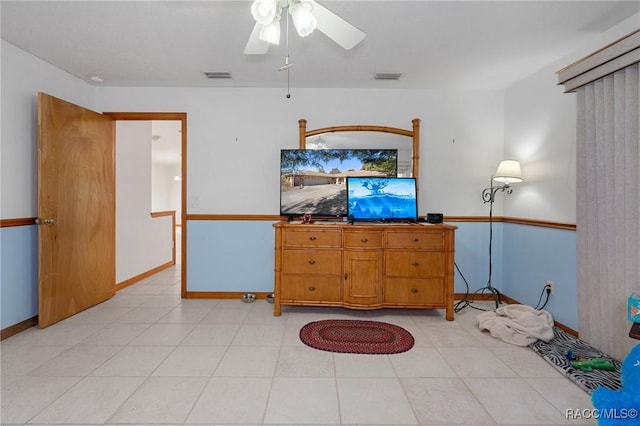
[
  {"left": 289, "top": 0, "right": 317, "bottom": 37},
  {"left": 244, "top": 0, "right": 365, "bottom": 55},
  {"left": 259, "top": 18, "right": 281, "bottom": 44},
  {"left": 88, "top": 74, "right": 105, "bottom": 83},
  {"left": 251, "top": 0, "right": 278, "bottom": 25}
]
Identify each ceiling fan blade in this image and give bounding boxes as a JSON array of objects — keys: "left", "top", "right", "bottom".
[
  {"left": 244, "top": 22, "right": 271, "bottom": 55},
  {"left": 310, "top": 0, "right": 365, "bottom": 50}
]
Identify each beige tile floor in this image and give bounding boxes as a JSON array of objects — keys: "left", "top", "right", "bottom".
[{"left": 1, "top": 265, "right": 597, "bottom": 425}]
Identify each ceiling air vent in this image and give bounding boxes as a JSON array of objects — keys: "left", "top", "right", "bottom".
[
  {"left": 204, "top": 72, "right": 232, "bottom": 79},
  {"left": 373, "top": 72, "right": 402, "bottom": 81}
]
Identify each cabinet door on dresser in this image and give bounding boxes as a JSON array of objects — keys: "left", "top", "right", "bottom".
[
  {"left": 342, "top": 230, "right": 383, "bottom": 306},
  {"left": 343, "top": 250, "right": 383, "bottom": 305}
]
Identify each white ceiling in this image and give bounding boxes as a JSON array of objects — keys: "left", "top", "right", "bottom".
[{"left": 2, "top": 1, "right": 639, "bottom": 91}]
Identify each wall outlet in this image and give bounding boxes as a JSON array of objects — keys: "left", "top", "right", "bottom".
[{"left": 545, "top": 280, "right": 554, "bottom": 295}]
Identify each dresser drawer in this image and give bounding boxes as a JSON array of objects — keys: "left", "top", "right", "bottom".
[
  {"left": 282, "top": 249, "right": 342, "bottom": 275},
  {"left": 384, "top": 278, "right": 445, "bottom": 304},
  {"left": 385, "top": 230, "right": 444, "bottom": 249},
  {"left": 283, "top": 229, "right": 342, "bottom": 248},
  {"left": 344, "top": 230, "right": 383, "bottom": 248},
  {"left": 281, "top": 276, "right": 342, "bottom": 302},
  {"left": 385, "top": 252, "right": 445, "bottom": 277}
]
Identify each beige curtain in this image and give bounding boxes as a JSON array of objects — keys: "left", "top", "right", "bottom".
[
  {"left": 575, "top": 63, "right": 639, "bottom": 361},
  {"left": 559, "top": 30, "right": 639, "bottom": 361}
]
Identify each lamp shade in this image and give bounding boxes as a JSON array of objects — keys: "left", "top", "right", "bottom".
[
  {"left": 251, "top": 0, "right": 278, "bottom": 25},
  {"left": 493, "top": 160, "right": 523, "bottom": 184},
  {"left": 259, "top": 18, "right": 281, "bottom": 44},
  {"left": 289, "top": 0, "right": 317, "bottom": 37}
]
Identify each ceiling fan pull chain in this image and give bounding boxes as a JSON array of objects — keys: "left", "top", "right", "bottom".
[{"left": 285, "top": 11, "right": 291, "bottom": 98}]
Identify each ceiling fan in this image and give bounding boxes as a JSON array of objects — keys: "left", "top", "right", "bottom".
[{"left": 244, "top": 0, "right": 366, "bottom": 55}]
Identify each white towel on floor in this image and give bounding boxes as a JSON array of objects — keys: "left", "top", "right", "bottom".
[{"left": 476, "top": 304, "right": 554, "bottom": 346}]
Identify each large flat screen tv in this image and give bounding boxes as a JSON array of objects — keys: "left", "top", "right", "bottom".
[
  {"left": 280, "top": 149, "right": 398, "bottom": 218},
  {"left": 346, "top": 176, "right": 418, "bottom": 222}
]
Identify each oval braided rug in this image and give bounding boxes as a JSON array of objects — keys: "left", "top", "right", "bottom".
[{"left": 299, "top": 319, "right": 414, "bottom": 354}]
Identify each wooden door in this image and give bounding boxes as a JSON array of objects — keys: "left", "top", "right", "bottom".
[{"left": 37, "top": 93, "right": 116, "bottom": 328}]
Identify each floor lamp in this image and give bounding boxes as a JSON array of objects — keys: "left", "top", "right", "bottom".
[{"left": 479, "top": 159, "right": 523, "bottom": 309}]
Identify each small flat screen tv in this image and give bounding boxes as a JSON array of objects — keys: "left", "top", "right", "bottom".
[
  {"left": 280, "top": 149, "right": 398, "bottom": 218},
  {"left": 347, "top": 176, "right": 418, "bottom": 222}
]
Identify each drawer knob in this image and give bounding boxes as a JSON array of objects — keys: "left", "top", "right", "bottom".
[
  {"left": 411, "top": 261, "right": 419, "bottom": 266},
  {"left": 411, "top": 288, "right": 419, "bottom": 293},
  {"left": 309, "top": 236, "right": 317, "bottom": 241},
  {"left": 361, "top": 238, "right": 368, "bottom": 242},
  {"left": 412, "top": 237, "right": 419, "bottom": 242},
  {"left": 308, "top": 260, "right": 316, "bottom": 265},
  {"left": 308, "top": 286, "right": 316, "bottom": 291}
]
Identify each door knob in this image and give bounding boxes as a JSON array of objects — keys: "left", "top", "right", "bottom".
[{"left": 36, "top": 218, "right": 58, "bottom": 225}]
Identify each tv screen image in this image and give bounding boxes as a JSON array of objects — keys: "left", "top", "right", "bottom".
[
  {"left": 280, "top": 149, "right": 398, "bottom": 217},
  {"left": 347, "top": 176, "right": 418, "bottom": 222}
]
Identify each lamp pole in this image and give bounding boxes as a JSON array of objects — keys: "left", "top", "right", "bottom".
[{"left": 479, "top": 179, "right": 513, "bottom": 309}]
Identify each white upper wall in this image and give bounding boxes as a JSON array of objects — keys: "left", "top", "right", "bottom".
[
  {"left": 94, "top": 87, "right": 505, "bottom": 217},
  {"left": 5, "top": 9, "right": 638, "bottom": 223},
  {"left": 504, "top": 63, "right": 578, "bottom": 223},
  {"left": 503, "top": 12, "right": 640, "bottom": 224},
  {"left": 1, "top": 40, "right": 96, "bottom": 219}
]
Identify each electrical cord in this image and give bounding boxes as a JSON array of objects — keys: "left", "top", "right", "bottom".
[
  {"left": 455, "top": 180, "right": 553, "bottom": 314},
  {"left": 453, "top": 261, "right": 472, "bottom": 313},
  {"left": 534, "top": 285, "right": 551, "bottom": 310},
  {"left": 453, "top": 261, "right": 499, "bottom": 313},
  {"left": 455, "top": 259, "right": 552, "bottom": 313}
]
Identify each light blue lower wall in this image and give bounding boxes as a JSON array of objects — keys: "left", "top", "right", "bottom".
[
  {"left": 502, "top": 223, "right": 577, "bottom": 330},
  {"left": 184, "top": 220, "right": 578, "bottom": 329},
  {"left": 1, "top": 225, "right": 38, "bottom": 329},
  {"left": 451, "top": 222, "right": 504, "bottom": 295},
  {"left": 184, "top": 220, "right": 498, "bottom": 296},
  {"left": 0, "top": 220, "right": 577, "bottom": 331},
  {"left": 450, "top": 221, "right": 577, "bottom": 329},
  {"left": 186, "top": 220, "right": 276, "bottom": 292}
]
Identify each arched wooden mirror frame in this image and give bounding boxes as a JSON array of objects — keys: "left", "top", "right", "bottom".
[{"left": 298, "top": 118, "right": 421, "bottom": 181}]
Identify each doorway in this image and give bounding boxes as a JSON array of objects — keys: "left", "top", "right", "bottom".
[
  {"left": 105, "top": 112, "right": 187, "bottom": 297},
  {"left": 151, "top": 120, "right": 182, "bottom": 235}
]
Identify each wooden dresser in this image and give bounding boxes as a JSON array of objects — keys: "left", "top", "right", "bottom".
[{"left": 272, "top": 222, "right": 457, "bottom": 320}]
